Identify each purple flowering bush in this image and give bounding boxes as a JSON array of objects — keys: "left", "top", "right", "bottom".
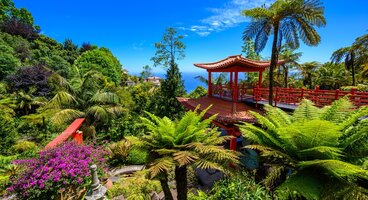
[{"left": 8, "top": 142, "right": 108, "bottom": 200}]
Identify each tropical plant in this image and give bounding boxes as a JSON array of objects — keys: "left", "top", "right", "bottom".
[
  {"left": 42, "top": 70, "right": 126, "bottom": 138},
  {"left": 331, "top": 33, "right": 368, "bottom": 86},
  {"left": 278, "top": 46, "right": 302, "bottom": 87},
  {"left": 238, "top": 98, "right": 368, "bottom": 199},
  {"left": 315, "top": 62, "right": 351, "bottom": 90},
  {"left": 127, "top": 107, "right": 239, "bottom": 200},
  {"left": 298, "top": 61, "right": 320, "bottom": 89},
  {"left": 189, "top": 175, "right": 272, "bottom": 200},
  {"left": 242, "top": 0, "right": 326, "bottom": 104}
]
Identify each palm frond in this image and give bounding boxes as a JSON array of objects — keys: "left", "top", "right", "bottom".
[
  {"left": 87, "top": 105, "right": 109, "bottom": 123},
  {"left": 90, "top": 91, "right": 120, "bottom": 104},
  {"left": 46, "top": 91, "right": 78, "bottom": 109},
  {"left": 51, "top": 109, "right": 84, "bottom": 125}
]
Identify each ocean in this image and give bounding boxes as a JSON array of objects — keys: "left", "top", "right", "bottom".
[{"left": 149, "top": 71, "right": 208, "bottom": 93}]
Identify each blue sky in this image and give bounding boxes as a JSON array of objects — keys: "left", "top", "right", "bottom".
[{"left": 14, "top": 0, "right": 368, "bottom": 73}]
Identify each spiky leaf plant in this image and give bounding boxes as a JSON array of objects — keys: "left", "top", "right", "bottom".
[
  {"left": 127, "top": 106, "right": 240, "bottom": 200},
  {"left": 238, "top": 97, "right": 368, "bottom": 199}
]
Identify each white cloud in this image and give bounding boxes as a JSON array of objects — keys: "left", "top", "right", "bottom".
[
  {"left": 184, "top": 0, "right": 274, "bottom": 37},
  {"left": 132, "top": 41, "right": 145, "bottom": 50}
]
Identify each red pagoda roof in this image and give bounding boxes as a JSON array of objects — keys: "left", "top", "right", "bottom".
[
  {"left": 177, "top": 96, "right": 261, "bottom": 124},
  {"left": 194, "top": 55, "right": 285, "bottom": 70}
]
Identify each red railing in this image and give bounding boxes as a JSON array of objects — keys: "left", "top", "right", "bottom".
[
  {"left": 45, "top": 118, "right": 85, "bottom": 149},
  {"left": 254, "top": 86, "right": 368, "bottom": 107},
  {"left": 212, "top": 83, "right": 255, "bottom": 100}
]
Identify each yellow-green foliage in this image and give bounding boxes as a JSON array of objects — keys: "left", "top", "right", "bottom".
[
  {"left": 107, "top": 172, "right": 162, "bottom": 200},
  {"left": 12, "top": 140, "right": 38, "bottom": 153}
]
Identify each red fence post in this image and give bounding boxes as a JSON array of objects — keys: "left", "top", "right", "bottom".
[
  {"left": 350, "top": 88, "right": 356, "bottom": 104},
  {"left": 289, "top": 85, "right": 293, "bottom": 104},
  {"left": 335, "top": 89, "right": 340, "bottom": 100},
  {"left": 301, "top": 88, "right": 304, "bottom": 100},
  {"left": 315, "top": 86, "right": 320, "bottom": 106}
]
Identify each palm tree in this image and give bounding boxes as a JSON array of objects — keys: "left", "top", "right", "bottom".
[
  {"left": 43, "top": 70, "right": 126, "bottom": 138},
  {"left": 238, "top": 98, "right": 368, "bottom": 199},
  {"left": 127, "top": 107, "right": 239, "bottom": 200},
  {"left": 331, "top": 33, "right": 368, "bottom": 86},
  {"left": 298, "top": 61, "right": 320, "bottom": 89},
  {"left": 316, "top": 62, "right": 351, "bottom": 89},
  {"left": 278, "top": 46, "right": 302, "bottom": 87},
  {"left": 242, "top": 0, "right": 326, "bottom": 105}
]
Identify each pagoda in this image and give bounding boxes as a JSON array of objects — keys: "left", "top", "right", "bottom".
[{"left": 178, "top": 55, "right": 284, "bottom": 150}]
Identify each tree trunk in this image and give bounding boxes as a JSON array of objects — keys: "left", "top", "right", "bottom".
[
  {"left": 283, "top": 65, "right": 288, "bottom": 88},
  {"left": 159, "top": 173, "right": 173, "bottom": 200},
  {"left": 269, "top": 22, "right": 280, "bottom": 105},
  {"left": 352, "top": 65, "right": 356, "bottom": 86},
  {"left": 175, "top": 166, "right": 188, "bottom": 200}
]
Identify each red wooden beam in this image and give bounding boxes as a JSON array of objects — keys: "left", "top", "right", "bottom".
[{"left": 45, "top": 118, "right": 86, "bottom": 149}]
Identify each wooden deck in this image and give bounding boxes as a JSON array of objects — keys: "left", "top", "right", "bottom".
[{"left": 177, "top": 96, "right": 261, "bottom": 124}]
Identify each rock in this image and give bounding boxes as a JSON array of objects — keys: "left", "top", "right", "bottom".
[{"left": 150, "top": 192, "right": 160, "bottom": 200}]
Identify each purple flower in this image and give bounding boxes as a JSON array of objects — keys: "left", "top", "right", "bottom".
[{"left": 8, "top": 142, "right": 108, "bottom": 199}]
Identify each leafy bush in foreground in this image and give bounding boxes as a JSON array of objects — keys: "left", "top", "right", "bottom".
[
  {"left": 189, "top": 176, "right": 271, "bottom": 200},
  {"left": 239, "top": 98, "right": 368, "bottom": 199},
  {"left": 8, "top": 142, "right": 108, "bottom": 200}
]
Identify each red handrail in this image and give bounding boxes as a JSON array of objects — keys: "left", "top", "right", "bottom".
[
  {"left": 45, "top": 118, "right": 86, "bottom": 149},
  {"left": 254, "top": 86, "right": 368, "bottom": 107}
]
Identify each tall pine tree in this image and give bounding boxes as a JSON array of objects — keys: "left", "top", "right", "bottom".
[{"left": 151, "top": 27, "right": 186, "bottom": 119}]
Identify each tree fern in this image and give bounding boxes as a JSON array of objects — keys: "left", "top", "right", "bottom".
[
  {"left": 128, "top": 108, "right": 239, "bottom": 200},
  {"left": 239, "top": 98, "right": 368, "bottom": 199},
  {"left": 292, "top": 99, "right": 320, "bottom": 122}
]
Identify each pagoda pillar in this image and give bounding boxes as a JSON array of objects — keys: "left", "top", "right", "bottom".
[
  {"left": 208, "top": 71, "right": 212, "bottom": 96},
  {"left": 233, "top": 71, "right": 239, "bottom": 102},
  {"left": 258, "top": 70, "right": 263, "bottom": 88}
]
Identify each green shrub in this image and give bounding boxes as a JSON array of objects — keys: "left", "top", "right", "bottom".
[
  {"left": 126, "top": 147, "right": 148, "bottom": 165},
  {"left": 12, "top": 141, "right": 38, "bottom": 153},
  {"left": 189, "top": 176, "right": 271, "bottom": 200},
  {"left": 107, "top": 172, "right": 161, "bottom": 199},
  {"left": 341, "top": 84, "right": 368, "bottom": 92}
]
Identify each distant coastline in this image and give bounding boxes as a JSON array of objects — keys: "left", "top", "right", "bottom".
[{"left": 132, "top": 71, "right": 208, "bottom": 93}]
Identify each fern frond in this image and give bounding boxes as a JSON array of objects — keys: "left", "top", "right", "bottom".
[
  {"left": 148, "top": 157, "right": 174, "bottom": 178},
  {"left": 320, "top": 96, "right": 354, "bottom": 123},
  {"left": 298, "top": 146, "right": 344, "bottom": 160},
  {"left": 298, "top": 160, "right": 368, "bottom": 180},
  {"left": 173, "top": 151, "right": 199, "bottom": 167},
  {"left": 276, "top": 170, "right": 323, "bottom": 200},
  {"left": 292, "top": 99, "right": 320, "bottom": 122}
]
